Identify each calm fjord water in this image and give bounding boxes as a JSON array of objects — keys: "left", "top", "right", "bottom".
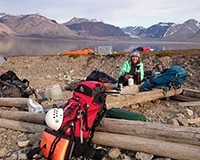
[{"left": 0, "top": 37, "right": 200, "bottom": 56}]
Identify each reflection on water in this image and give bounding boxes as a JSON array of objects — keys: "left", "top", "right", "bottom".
[{"left": 0, "top": 37, "right": 200, "bottom": 56}]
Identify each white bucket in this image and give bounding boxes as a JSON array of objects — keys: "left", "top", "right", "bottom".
[
  {"left": 128, "top": 78, "right": 134, "bottom": 86},
  {"left": 50, "top": 84, "right": 63, "bottom": 100},
  {"left": 44, "top": 88, "right": 51, "bottom": 100}
]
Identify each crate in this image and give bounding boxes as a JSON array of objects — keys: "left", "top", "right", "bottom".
[{"left": 96, "top": 46, "right": 113, "bottom": 55}]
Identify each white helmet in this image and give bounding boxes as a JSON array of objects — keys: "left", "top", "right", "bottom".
[{"left": 45, "top": 108, "right": 64, "bottom": 130}]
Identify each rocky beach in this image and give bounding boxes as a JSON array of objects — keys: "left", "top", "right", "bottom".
[{"left": 0, "top": 49, "right": 200, "bottom": 160}]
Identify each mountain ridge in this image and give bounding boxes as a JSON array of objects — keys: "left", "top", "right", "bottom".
[
  {"left": 122, "top": 19, "right": 200, "bottom": 41},
  {"left": 0, "top": 13, "right": 200, "bottom": 42}
]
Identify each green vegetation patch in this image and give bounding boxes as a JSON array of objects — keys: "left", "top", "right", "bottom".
[
  {"left": 155, "top": 51, "right": 171, "bottom": 57},
  {"left": 69, "top": 54, "right": 81, "bottom": 59}
]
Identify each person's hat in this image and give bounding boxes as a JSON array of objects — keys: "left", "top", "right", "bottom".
[{"left": 130, "top": 50, "right": 140, "bottom": 57}]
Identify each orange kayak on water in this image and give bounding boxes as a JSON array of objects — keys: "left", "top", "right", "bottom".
[{"left": 60, "top": 48, "right": 94, "bottom": 56}]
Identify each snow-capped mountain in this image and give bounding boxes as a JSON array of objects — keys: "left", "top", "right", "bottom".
[
  {"left": 0, "top": 12, "right": 200, "bottom": 42},
  {"left": 122, "top": 19, "right": 200, "bottom": 41}
]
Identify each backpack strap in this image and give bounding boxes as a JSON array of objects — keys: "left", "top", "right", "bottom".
[
  {"left": 26, "top": 145, "right": 45, "bottom": 160},
  {"left": 47, "top": 137, "right": 62, "bottom": 159},
  {"left": 59, "top": 100, "right": 82, "bottom": 139},
  {"left": 88, "top": 106, "right": 107, "bottom": 144},
  {"left": 83, "top": 104, "right": 89, "bottom": 131}
]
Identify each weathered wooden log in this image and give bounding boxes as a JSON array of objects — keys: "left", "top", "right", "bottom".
[
  {"left": 183, "top": 88, "right": 200, "bottom": 98},
  {"left": 97, "top": 118, "right": 200, "bottom": 146},
  {"left": 120, "top": 85, "right": 139, "bottom": 94},
  {"left": 1, "top": 118, "right": 200, "bottom": 160},
  {"left": 93, "top": 131, "right": 200, "bottom": 160},
  {"left": 1, "top": 111, "right": 200, "bottom": 146},
  {"left": 106, "top": 88, "right": 183, "bottom": 108},
  {"left": 171, "top": 94, "right": 200, "bottom": 102},
  {"left": 0, "top": 88, "right": 182, "bottom": 109},
  {"left": 0, "top": 98, "right": 28, "bottom": 107},
  {"left": 0, "top": 118, "right": 45, "bottom": 133},
  {"left": 0, "top": 110, "right": 45, "bottom": 124},
  {"left": 178, "top": 101, "right": 200, "bottom": 107}
]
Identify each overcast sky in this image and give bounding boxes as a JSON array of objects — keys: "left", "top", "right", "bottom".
[{"left": 0, "top": 0, "right": 200, "bottom": 28}]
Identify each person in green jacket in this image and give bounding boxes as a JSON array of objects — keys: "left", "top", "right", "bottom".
[{"left": 118, "top": 50, "right": 144, "bottom": 86}]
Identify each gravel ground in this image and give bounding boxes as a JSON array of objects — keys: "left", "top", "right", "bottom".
[{"left": 0, "top": 50, "right": 200, "bottom": 160}]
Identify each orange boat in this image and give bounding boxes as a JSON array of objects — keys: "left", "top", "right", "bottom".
[{"left": 60, "top": 48, "right": 94, "bottom": 56}]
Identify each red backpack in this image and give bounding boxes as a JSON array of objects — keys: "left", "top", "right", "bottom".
[
  {"left": 60, "top": 80, "right": 107, "bottom": 157},
  {"left": 27, "top": 81, "right": 107, "bottom": 160}
]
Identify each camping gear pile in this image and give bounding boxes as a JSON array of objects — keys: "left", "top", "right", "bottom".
[
  {"left": 0, "top": 70, "right": 37, "bottom": 98},
  {"left": 27, "top": 81, "right": 108, "bottom": 160},
  {"left": 0, "top": 65, "right": 190, "bottom": 160},
  {"left": 141, "top": 65, "right": 188, "bottom": 92}
]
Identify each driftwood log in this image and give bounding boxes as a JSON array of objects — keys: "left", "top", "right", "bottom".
[
  {"left": 182, "top": 88, "right": 200, "bottom": 98},
  {"left": 0, "top": 118, "right": 45, "bottom": 133},
  {"left": 171, "top": 94, "right": 200, "bottom": 102},
  {"left": 93, "top": 132, "right": 200, "bottom": 160},
  {"left": 0, "top": 110, "right": 45, "bottom": 124},
  {"left": 1, "top": 111, "right": 200, "bottom": 146},
  {"left": 0, "top": 97, "right": 28, "bottom": 107},
  {"left": 178, "top": 101, "right": 200, "bottom": 107},
  {"left": 0, "top": 117, "right": 200, "bottom": 160},
  {"left": 106, "top": 88, "right": 183, "bottom": 108},
  {"left": 0, "top": 88, "right": 182, "bottom": 109},
  {"left": 97, "top": 118, "right": 200, "bottom": 146}
]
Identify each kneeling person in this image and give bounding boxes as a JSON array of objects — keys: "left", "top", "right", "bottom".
[{"left": 118, "top": 50, "right": 144, "bottom": 86}]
